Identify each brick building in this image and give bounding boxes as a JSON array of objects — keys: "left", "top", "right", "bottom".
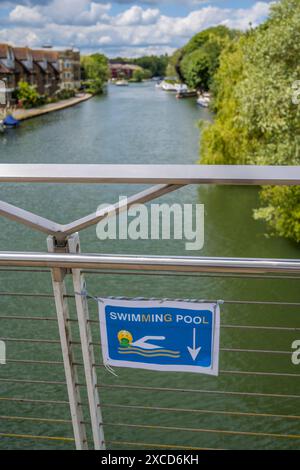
[
  {"left": 0, "top": 43, "right": 81, "bottom": 104},
  {"left": 109, "top": 62, "right": 141, "bottom": 80},
  {"left": 0, "top": 44, "right": 16, "bottom": 106},
  {"left": 58, "top": 48, "right": 81, "bottom": 90}
]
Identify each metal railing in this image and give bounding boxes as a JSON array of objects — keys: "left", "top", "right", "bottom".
[{"left": 0, "top": 164, "right": 299, "bottom": 450}]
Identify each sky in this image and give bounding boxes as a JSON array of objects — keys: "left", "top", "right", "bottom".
[{"left": 0, "top": 1, "right": 275, "bottom": 57}]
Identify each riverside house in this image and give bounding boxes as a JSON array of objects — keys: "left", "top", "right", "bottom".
[
  {"left": 58, "top": 48, "right": 81, "bottom": 90},
  {"left": 44, "top": 50, "right": 61, "bottom": 96},
  {"left": 14, "top": 47, "right": 35, "bottom": 87},
  {"left": 0, "top": 43, "right": 81, "bottom": 105},
  {"left": 32, "top": 49, "right": 60, "bottom": 96},
  {"left": 0, "top": 44, "right": 16, "bottom": 106},
  {"left": 109, "top": 62, "right": 141, "bottom": 80}
]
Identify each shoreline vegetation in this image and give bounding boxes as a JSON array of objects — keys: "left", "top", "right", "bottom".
[{"left": 168, "top": 0, "right": 299, "bottom": 244}]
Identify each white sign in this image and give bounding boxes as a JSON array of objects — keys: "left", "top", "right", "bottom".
[{"left": 99, "top": 299, "right": 220, "bottom": 376}]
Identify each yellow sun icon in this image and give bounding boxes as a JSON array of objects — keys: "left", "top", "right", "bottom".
[{"left": 118, "top": 330, "right": 133, "bottom": 348}]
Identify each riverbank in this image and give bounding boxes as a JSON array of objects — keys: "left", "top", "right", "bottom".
[{"left": 12, "top": 93, "right": 93, "bottom": 122}]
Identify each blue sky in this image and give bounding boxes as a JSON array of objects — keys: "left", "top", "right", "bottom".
[{"left": 0, "top": 1, "right": 274, "bottom": 56}]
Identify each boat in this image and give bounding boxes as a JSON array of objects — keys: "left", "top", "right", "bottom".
[
  {"left": 115, "top": 80, "right": 129, "bottom": 87},
  {"left": 3, "top": 115, "right": 20, "bottom": 128},
  {"left": 197, "top": 93, "right": 211, "bottom": 108},
  {"left": 175, "top": 84, "right": 188, "bottom": 93},
  {"left": 161, "top": 81, "right": 177, "bottom": 92},
  {"left": 161, "top": 82, "right": 188, "bottom": 93},
  {"left": 176, "top": 90, "right": 197, "bottom": 99}
]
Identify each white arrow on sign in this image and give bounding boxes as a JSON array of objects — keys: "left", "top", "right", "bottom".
[
  {"left": 131, "top": 336, "right": 165, "bottom": 350},
  {"left": 187, "top": 328, "right": 201, "bottom": 361}
]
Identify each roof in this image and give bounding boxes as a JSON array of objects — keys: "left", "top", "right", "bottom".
[
  {"left": 13, "top": 47, "right": 31, "bottom": 61},
  {"left": 0, "top": 44, "right": 10, "bottom": 59},
  {"left": 48, "top": 62, "right": 60, "bottom": 75},
  {"left": 44, "top": 50, "right": 59, "bottom": 63},
  {"left": 12, "top": 47, "right": 59, "bottom": 63},
  {"left": 109, "top": 63, "right": 141, "bottom": 71},
  {"left": 32, "top": 50, "right": 47, "bottom": 62},
  {"left": 0, "top": 63, "right": 13, "bottom": 74},
  {"left": 15, "top": 58, "right": 33, "bottom": 74}
]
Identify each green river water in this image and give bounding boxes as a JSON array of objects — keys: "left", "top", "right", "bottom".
[{"left": 0, "top": 82, "right": 299, "bottom": 450}]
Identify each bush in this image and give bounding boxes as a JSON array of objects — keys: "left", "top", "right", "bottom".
[
  {"left": 16, "top": 81, "right": 46, "bottom": 109},
  {"left": 81, "top": 53, "right": 109, "bottom": 95},
  {"left": 84, "top": 79, "right": 105, "bottom": 95},
  {"left": 56, "top": 89, "right": 76, "bottom": 100},
  {"left": 131, "top": 68, "right": 152, "bottom": 82}
]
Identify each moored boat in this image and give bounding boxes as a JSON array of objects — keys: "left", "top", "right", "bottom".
[
  {"left": 197, "top": 93, "right": 211, "bottom": 108},
  {"left": 3, "top": 115, "right": 20, "bottom": 128},
  {"left": 115, "top": 80, "right": 129, "bottom": 87},
  {"left": 162, "top": 82, "right": 188, "bottom": 93},
  {"left": 176, "top": 90, "right": 197, "bottom": 99}
]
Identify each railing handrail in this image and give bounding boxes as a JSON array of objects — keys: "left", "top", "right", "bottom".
[
  {"left": 0, "top": 164, "right": 300, "bottom": 185},
  {"left": 0, "top": 252, "right": 299, "bottom": 274}
]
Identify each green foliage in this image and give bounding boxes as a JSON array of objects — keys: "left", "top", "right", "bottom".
[
  {"left": 164, "top": 50, "right": 181, "bottom": 79},
  {"left": 254, "top": 187, "right": 300, "bottom": 242},
  {"left": 169, "top": 26, "right": 239, "bottom": 90},
  {"left": 131, "top": 68, "right": 152, "bottom": 82},
  {"left": 200, "top": 0, "right": 300, "bottom": 243},
  {"left": 16, "top": 81, "right": 46, "bottom": 109},
  {"left": 180, "top": 49, "right": 210, "bottom": 91},
  {"left": 183, "top": 25, "right": 238, "bottom": 56},
  {"left": 81, "top": 53, "right": 109, "bottom": 94},
  {"left": 56, "top": 89, "right": 76, "bottom": 100},
  {"left": 112, "top": 55, "right": 169, "bottom": 77},
  {"left": 133, "top": 55, "right": 169, "bottom": 77}
]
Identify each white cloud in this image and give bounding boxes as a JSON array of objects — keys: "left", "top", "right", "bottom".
[
  {"left": 115, "top": 6, "right": 160, "bottom": 26},
  {"left": 9, "top": 5, "right": 46, "bottom": 25},
  {"left": 222, "top": 1, "right": 271, "bottom": 30},
  {"left": 43, "top": 0, "right": 112, "bottom": 25},
  {"left": 2, "top": 1, "right": 272, "bottom": 56}
]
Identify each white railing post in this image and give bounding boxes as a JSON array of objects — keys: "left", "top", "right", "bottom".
[
  {"left": 68, "top": 233, "right": 106, "bottom": 450},
  {"left": 47, "top": 235, "right": 88, "bottom": 450}
]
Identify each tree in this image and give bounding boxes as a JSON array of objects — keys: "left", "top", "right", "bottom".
[
  {"left": 200, "top": 0, "right": 300, "bottom": 242},
  {"left": 166, "top": 49, "right": 183, "bottom": 79},
  {"left": 182, "top": 25, "right": 237, "bottom": 56},
  {"left": 180, "top": 49, "right": 210, "bottom": 90},
  {"left": 168, "top": 26, "right": 239, "bottom": 90},
  {"left": 132, "top": 68, "right": 152, "bottom": 82},
  {"left": 81, "top": 53, "right": 109, "bottom": 94},
  {"left": 133, "top": 55, "right": 169, "bottom": 77},
  {"left": 110, "top": 55, "right": 169, "bottom": 78}
]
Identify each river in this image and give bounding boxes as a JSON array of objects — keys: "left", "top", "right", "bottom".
[{"left": 0, "top": 82, "right": 299, "bottom": 450}]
